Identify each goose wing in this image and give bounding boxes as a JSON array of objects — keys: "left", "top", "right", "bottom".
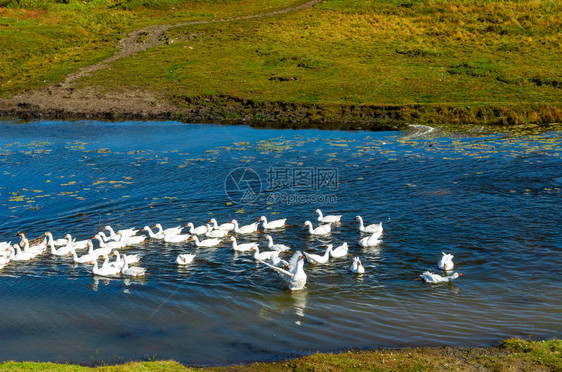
[{"left": 257, "top": 258, "right": 293, "bottom": 280}]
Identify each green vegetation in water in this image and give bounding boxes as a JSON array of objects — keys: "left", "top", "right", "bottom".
[{"left": 0, "top": 339, "right": 560, "bottom": 371}]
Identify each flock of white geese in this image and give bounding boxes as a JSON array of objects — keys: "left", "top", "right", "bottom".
[{"left": 0, "top": 209, "right": 461, "bottom": 291}]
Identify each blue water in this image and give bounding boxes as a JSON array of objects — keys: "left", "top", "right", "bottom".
[{"left": 0, "top": 119, "right": 561, "bottom": 365}]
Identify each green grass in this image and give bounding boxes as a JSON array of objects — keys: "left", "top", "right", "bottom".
[
  {"left": 0, "top": 0, "right": 309, "bottom": 96},
  {"left": 0, "top": 0, "right": 560, "bottom": 126},
  {"left": 82, "top": 0, "right": 561, "bottom": 125},
  {"left": 0, "top": 339, "right": 560, "bottom": 371}
]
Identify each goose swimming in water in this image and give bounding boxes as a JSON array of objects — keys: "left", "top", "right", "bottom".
[
  {"left": 121, "top": 256, "right": 146, "bottom": 277},
  {"left": 229, "top": 236, "right": 258, "bottom": 252},
  {"left": 438, "top": 252, "right": 454, "bottom": 271},
  {"left": 264, "top": 235, "right": 291, "bottom": 252},
  {"left": 358, "top": 231, "right": 382, "bottom": 247},
  {"left": 185, "top": 222, "right": 208, "bottom": 235},
  {"left": 104, "top": 225, "right": 139, "bottom": 239},
  {"left": 208, "top": 219, "right": 235, "bottom": 231},
  {"left": 176, "top": 253, "right": 196, "bottom": 265},
  {"left": 303, "top": 221, "right": 331, "bottom": 235},
  {"left": 93, "top": 234, "right": 125, "bottom": 250},
  {"left": 328, "top": 242, "right": 348, "bottom": 258},
  {"left": 205, "top": 225, "right": 229, "bottom": 238},
  {"left": 64, "top": 234, "right": 89, "bottom": 250},
  {"left": 303, "top": 246, "right": 332, "bottom": 264},
  {"left": 315, "top": 209, "right": 342, "bottom": 224},
  {"left": 92, "top": 257, "right": 121, "bottom": 277},
  {"left": 7, "top": 244, "right": 35, "bottom": 261},
  {"left": 350, "top": 257, "right": 365, "bottom": 274},
  {"left": 190, "top": 236, "right": 222, "bottom": 247},
  {"left": 113, "top": 251, "right": 141, "bottom": 266},
  {"left": 44, "top": 232, "right": 68, "bottom": 247},
  {"left": 354, "top": 216, "right": 383, "bottom": 234},
  {"left": 163, "top": 233, "right": 191, "bottom": 243},
  {"left": 231, "top": 220, "right": 259, "bottom": 234},
  {"left": 154, "top": 224, "right": 183, "bottom": 237},
  {"left": 250, "top": 246, "right": 279, "bottom": 261},
  {"left": 419, "top": 271, "right": 462, "bottom": 283},
  {"left": 259, "top": 216, "right": 287, "bottom": 229},
  {"left": 142, "top": 226, "right": 164, "bottom": 239}
]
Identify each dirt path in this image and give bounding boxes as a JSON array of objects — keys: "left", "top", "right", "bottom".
[{"left": 0, "top": 0, "right": 322, "bottom": 120}]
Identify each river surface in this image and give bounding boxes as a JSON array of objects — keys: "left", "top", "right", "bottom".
[{"left": 0, "top": 119, "right": 560, "bottom": 365}]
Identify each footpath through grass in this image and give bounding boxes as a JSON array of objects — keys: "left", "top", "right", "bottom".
[{"left": 0, "top": 338, "right": 560, "bottom": 371}]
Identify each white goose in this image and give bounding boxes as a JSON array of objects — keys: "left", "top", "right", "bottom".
[
  {"left": 92, "top": 257, "right": 121, "bottom": 277},
  {"left": 163, "top": 233, "right": 191, "bottom": 243},
  {"left": 264, "top": 235, "right": 291, "bottom": 252},
  {"left": 315, "top": 209, "right": 342, "bottom": 223},
  {"left": 355, "top": 216, "right": 383, "bottom": 234},
  {"left": 191, "top": 236, "right": 222, "bottom": 247},
  {"left": 142, "top": 226, "right": 164, "bottom": 239},
  {"left": 303, "top": 245, "right": 332, "bottom": 264},
  {"left": 9, "top": 244, "right": 35, "bottom": 261},
  {"left": 438, "top": 252, "right": 454, "bottom": 271},
  {"left": 303, "top": 221, "right": 331, "bottom": 235},
  {"left": 65, "top": 234, "right": 89, "bottom": 250},
  {"left": 358, "top": 231, "right": 382, "bottom": 247},
  {"left": 121, "top": 256, "right": 146, "bottom": 277},
  {"left": 70, "top": 246, "right": 99, "bottom": 264},
  {"left": 113, "top": 251, "right": 141, "bottom": 265},
  {"left": 103, "top": 254, "right": 123, "bottom": 271},
  {"left": 104, "top": 225, "right": 139, "bottom": 239},
  {"left": 176, "top": 253, "right": 196, "bottom": 265},
  {"left": 328, "top": 242, "right": 349, "bottom": 258},
  {"left": 420, "top": 271, "right": 462, "bottom": 283},
  {"left": 231, "top": 220, "right": 259, "bottom": 234},
  {"left": 259, "top": 216, "right": 287, "bottom": 229},
  {"left": 96, "top": 231, "right": 119, "bottom": 242},
  {"left": 116, "top": 233, "right": 146, "bottom": 246},
  {"left": 258, "top": 251, "right": 307, "bottom": 291},
  {"left": 205, "top": 225, "right": 229, "bottom": 238},
  {"left": 50, "top": 240, "right": 75, "bottom": 256},
  {"left": 185, "top": 222, "right": 208, "bottom": 235},
  {"left": 44, "top": 232, "right": 68, "bottom": 247},
  {"left": 94, "top": 234, "right": 125, "bottom": 250},
  {"left": 229, "top": 236, "right": 258, "bottom": 252},
  {"left": 154, "top": 224, "right": 183, "bottom": 237},
  {"left": 208, "top": 219, "right": 235, "bottom": 231},
  {"left": 109, "top": 250, "right": 125, "bottom": 267},
  {"left": 251, "top": 246, "right": 279, "bottom": 261},
  {"left": 351, "top": 257, "right": 365, "bottom": 274}
]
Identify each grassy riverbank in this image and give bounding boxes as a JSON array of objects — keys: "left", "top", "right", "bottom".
[
  {"left": 0, "top": 338, "right": 560, "bottom": 371},
  {"left": 0, "top": 0, "right": 560, "bottom": 127}
]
